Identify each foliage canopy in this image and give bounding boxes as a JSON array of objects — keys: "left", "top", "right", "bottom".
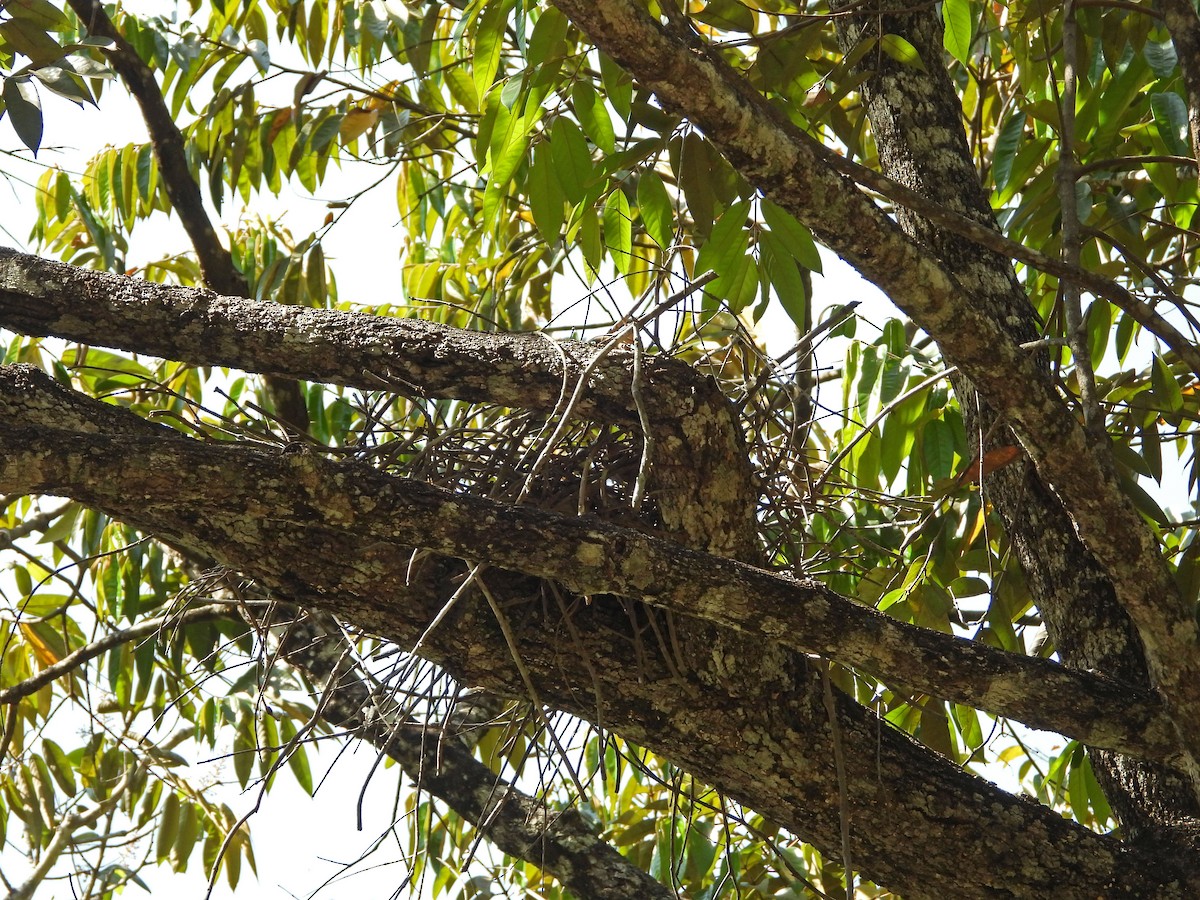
[{"left": 3, "top": 0, "right": 1200, "bottom": 896}]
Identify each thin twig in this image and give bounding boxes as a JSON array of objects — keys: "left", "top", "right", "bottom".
[
  {"left": 630, "top": 334, "right": 654, "bottom": 509},
  {"left": 1051, "top": 1, "right": 1102, "bottom": 435},
  {"left": 0, "top": 604, "right": 230, "bottom": 703}
]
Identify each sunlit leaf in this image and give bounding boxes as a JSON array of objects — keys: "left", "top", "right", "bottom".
[
  {"left": 941, "top": 0, "right": 972, "bottom": 65},
  {"left": 880, "top": 33, "right": 927, "bottom": 71},
  {"left": 603, "top": 188, "right": 633, "bottom": 274},
  {"left": 636, "top": 170, "right": 674, "bottom": 250},
  {"left": 572, "top": 80, "right": 616, "bottom": 154}
]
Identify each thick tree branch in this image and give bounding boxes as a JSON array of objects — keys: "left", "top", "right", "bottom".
[
  {"left": 0, "top": 365, "right": 1176, "bottom": 764},
  {"left": 0, "top": 247, "right": 702, "bottom": 426},
  {"left": 65, "top": 0, "right": 308, "bottom": 432},
  {"left": 272, "top": 611, "right": 674, "bottom": 900},
  {"left": 550, "top": 0, "right": 1200, "bottom": 787},
  {"left": 0, "top": 247, "right": 756, "bottom": 558},
  {"left": 0, "top": 371, "right": 1192, "bottom": 895}
]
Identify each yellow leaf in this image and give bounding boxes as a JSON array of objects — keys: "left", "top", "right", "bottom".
[
  {"left": 20, "top": 622, "right": 62, "bottom": 666},
  {"left": 339, "top": 108, "right": 379, "bottom": 144}
]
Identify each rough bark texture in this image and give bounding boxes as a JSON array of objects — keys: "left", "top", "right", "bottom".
[
  {"left": 4, "top": 0, "right": 1199, "bottom": 892},
  {"left": 0, "top": 369, "right": 1194, "bottom": 897},
  {"left": 0, "top": 249, "right": 713, "bottom": 428},
  {"left": 825, "top": 0, "right": 1200, "bottom": 845},
  {"left": 1160, "top": 0, "right": 1200, "bottom": 181}
]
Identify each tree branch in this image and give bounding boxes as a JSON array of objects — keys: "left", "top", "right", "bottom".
[
  {"left": 0, "top": 247, "right": 700, "bottom": 426},
  {"left": 823, "top": 0, "right": 1200, "bottom": 839},
  {"left": 0, "top": 365, "right": 1176, "bottom": 765},
  {"left": 0, "top": 604, "right": 229, "bottom": 704},
  {"left": 1159, "top": 0, "right": 1200, "bottom": 183},
  {"left": 0, "top": 246, "right": 757, "bottom": 559},
  {"left": 550, "top": 0, "right": 1200, "bottom": 789}
]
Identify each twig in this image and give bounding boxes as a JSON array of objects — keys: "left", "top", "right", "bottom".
[
  {"left": 630, "top": 334, "right": 654, "bottom": 509},
  {"left": 1051, "top": 1, "right": 1102, "bottom": 435},
  {"left": 0, "top": 604, "right": 230, "bottom": 703},
  {"left": 409, "top": 563, "right": 486, "bottom": 656}
]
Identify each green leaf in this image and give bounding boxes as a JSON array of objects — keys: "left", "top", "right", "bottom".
[
  {"left": 1150, "top": 92, "right": 1191, "bottom": 156},
  {"left": 1084, "top": 299, "right": 1111, "bottom": 371},
  {"left": 527, "top": 7, "right": 568, "bottom": 70},
  {"left": 473, "top": 0, "right": 511, "bottom": 109},
  {"left": 696, "top": 199, "right": 751, "bottom": 283},
  {"left": 1139, "top": 417, "right": 1163, "bottom": 483},
  {"left": 1151, "top": 353, "right": 1183, "bottom": 412},
  {"left": 880, "top": 34, "right": 927, "bottom": 71},
  {"left": 31, "top": 63, "right": 94, "bottom": 106},
  {"left": 0, "top": 16, "right": 65, "bottom": 64},
  {"left": 528, "top": 140, "right": 566, "bottom": 240},
  {"left": 488, "top": 102, "right": 534, "bottom": 187},
  {"left": 678, "top": 133, "right": 716, "bottom": 236},
  {"left": 599, "top": 52, "right": 633, "bottom": 121},
  {"left": 724, "top": 252, "right": 760, "bottom": 313},
  {"left": 952, "top": 703, "right": 983, "bottom": 750},
  {"left": 580, "top": 204, "right": 602, "bottom": 274},
  {"left": 572, "top": 80, "right": 616, "bottom": 154},
  {"left": 279, "top": 718, "right": 314, "bottom": 795},
  {"left": 136, "top": 142, "right": 157, "bottom": 204},
  {"left": 761, "top": 199, "right": 822, "bottom": 272},
  {"left": 2, "top": 75, "right": 43, "bottom": 154},
  {"left": 1073, "top": 180, "right": 1093, "bottom": 225},
  {"left": 8, "top": 0, "right": 71, "bottom": 31},
  {"left": 694, "top": 0, "right": 755, "bottom": 33},
  {"left": 760, "top": 230, "right": 809, "bottom": 330},
  {"left": 305, "top": 243, "right": 326, "bottom": 304},
  {"left": 603, "top": 189, "right": 633, "bottom": 274},
  {"left": 550, "top": 118, "right": 593, "bottom": 204},
  {"left": 991, "top": 112, "right": 1025, "bottom": 191},
  {"left": 636, "top": 170, "right": 674, "bottom": 250},
  {"left": 43, "top": 740, "right": 77, "bottom": 796},
  {"left": 174, "top": 801, "right": 199, "bottom": 869},
  {"left": 1120, "top": 471, "right": 1169, "bottom": 524},
  {"left": 923, "top": 418, "right": 956, "bottom": 481},
  {"left": 941, "top": 0, "right": 972, "bottom": 65},
  {"left": 157, "top": 793, "right": 180, "bottom": 863},
  {"left": 1143, "top": 38, "right": 1178, "bottom": 79}
]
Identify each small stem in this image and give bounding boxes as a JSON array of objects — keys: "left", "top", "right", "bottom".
[{"left": 1052, "top": 2, "right": 1102, "bottom": 436}]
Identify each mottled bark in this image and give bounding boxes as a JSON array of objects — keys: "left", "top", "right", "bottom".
[
  {"left": 0, "top": 247, "right": 683, "bottom": 421},
  {"left": 1159, "top": 0, "right": 1200, "bottom": 182},
  {"left": 826, "top": 0, "right": 1200, "bottom": 844},
  {"left": 0, "top": 370, "right": 1193, "bottom": 896}
]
